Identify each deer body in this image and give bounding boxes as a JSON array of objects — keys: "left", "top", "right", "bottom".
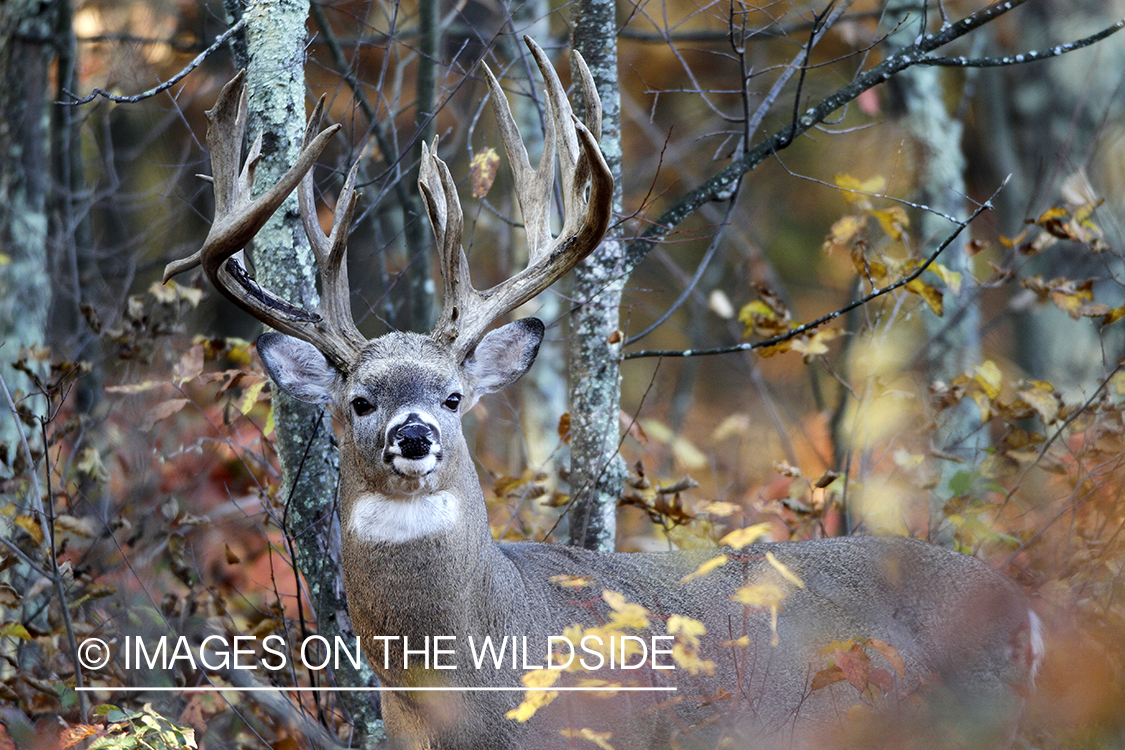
[{"left": 168, "top": 40, "right": 1041, "bottom": 750}]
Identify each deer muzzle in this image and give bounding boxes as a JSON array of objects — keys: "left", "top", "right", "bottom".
[{"left": 384, "top": 413, "right": 443, "bottom": 477}]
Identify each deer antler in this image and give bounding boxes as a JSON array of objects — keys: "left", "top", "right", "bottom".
[
  {"left": 163, "top": 70, "right": 365, "bottom": 371},
  {"left": 419, "top": 36, "right": 614, "bottom": 362}
]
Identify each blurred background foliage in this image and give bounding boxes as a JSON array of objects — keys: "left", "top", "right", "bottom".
[{"left": 2, "top": 0, "right": 1125, "bottom": 746}]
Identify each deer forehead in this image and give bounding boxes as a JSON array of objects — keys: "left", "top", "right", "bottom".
[{"left": 349, "top": 333, "right": 464, "bottom": 398}]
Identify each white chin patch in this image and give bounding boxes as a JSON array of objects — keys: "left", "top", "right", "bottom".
[
  {"left": 391, "top": 454, "right": 438, "bottom": 477},
  {"left": 349, "top": 491, "right": 459, "bottom": 543}
]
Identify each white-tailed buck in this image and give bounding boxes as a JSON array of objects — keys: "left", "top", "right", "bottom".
[{"left": 167, "top": 38, "right": 1042, "bottom": 750}]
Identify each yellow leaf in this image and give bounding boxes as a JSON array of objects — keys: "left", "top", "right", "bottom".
[
  {"left": 905, "top": 278, "right": 943, "bottom": 316},
  {"left": 720, "top": 523, "right": 772, "bottom": 549},
  {"left": 239, "top": 378, "right": 268, "bottom": 415},
  {"left": 470, "top": 147, "right": 501, "bottom": 198},
  {"left": 973, "top": 361, "right": 1002, "bottom": 400},
  {"left": 834, "top": 173, "right": 886, "bottom": 202},
  {"left": 0, "top": 622, "right": 31, "bottom": 640},
  {"left": 933, "top": 263, "right": 963, "bottom": 295},
  {"left": 507, "top": 669, "right": 559, "bottom": 722},
  {"left": 667, "top": 615, "right": 708, "bottom": 646},
  {"left": 823, "top": 215, "right": 867, "bottom": 252},
  {"left": 701, "top": 501, "right": 740, "bottom": 517},
  {"left": 679, "top": 555, "right": 728, "bottom": 583},
  {"left": 0, "top": 253, "right": 10, "bottom": 266},
  {"left": 14, "top": 515, "right": 43, "bottom": 545},
  {"left": 791, "top": 329, "right": 841, "bottom": 361},
  {"left": 559, "top": 728, "right": 615, "bottom": 750},
  {"left": 868, "top": 207, "right": 908, "bottom": 240},
  {"left": 602, "top": 591, "right": 650, "bottom": 630},
  {"left": 1102, "top": 306, "right": 1125, "bottom": 328},
  {"left": 731, "top": 582, "right": 787, "bottom": 608},
  {"left": 550, "top": 574, "right": 593, "bottom": 589},
  {"left": 765, "top": 552, "right": 806, "bottom": 589},
  {"left": 1035, "top": 206, "right": 1069, "bottom": 224},
  {"left": 1019, "top": 382, "right": 1060, "bottom": 425},
  {"left": 671, "top": 643, "right": 716, "bottom": 675}
]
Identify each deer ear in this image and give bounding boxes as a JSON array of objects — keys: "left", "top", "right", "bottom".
[
  {"left": 257, "top": 332, "right": 340, "bottom": 405},
  {"left": 461, "top": 318, "right": 544, "bottom": 399}
]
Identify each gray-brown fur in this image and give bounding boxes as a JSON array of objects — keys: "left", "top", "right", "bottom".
[{"left": 259, "top": 326, "right": 1040, "bottom": 750}]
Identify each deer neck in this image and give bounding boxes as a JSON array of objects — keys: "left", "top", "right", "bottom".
[{"left": 336, "top": 434, "right": 496, "bottom": 583}]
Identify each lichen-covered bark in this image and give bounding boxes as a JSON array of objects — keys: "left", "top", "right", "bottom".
[
  {"left": 0, "top": 0, "right": 52, "bottom": 468},
  {"left": 885, "top": 2, "right": 982, "bottom": 543},
  {"left": 241, "top": 1, "right": 380, "bottom": 738},
  {"left": 568, "top": 0, "right": 625, "bottom": 552}
]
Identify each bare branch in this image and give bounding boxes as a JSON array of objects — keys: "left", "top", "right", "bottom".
[{"left": 624, "top": 180, "right": 1006, "bottom": 360}]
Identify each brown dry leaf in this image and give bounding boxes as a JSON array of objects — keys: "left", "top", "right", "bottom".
[
  {"left": 224, "top": 544, "right": 241, "bottom": 564},
  {"left": 54, "top": 514, "right": 99, "bottom": 539},
  {"left": 835, "top": 645, "right": 872, "bottom": 692},
  {"left": 557, "top": 412, "right": 571, "bottom": 444},
  {"left": 470, "top": 147, "right": 501, "bottom": 198},
  {"left": 811, "top": 665, "right": 846, "bottom": 691},
  {"left": 619, "top": 410, "right": 648, "bottom": 446},
  {"left": 173, "top": 343, "right": 205, "bottom": 383},
  {"left": 142, "top": 398, "right": 190, "bottom": 430},
  {"left": 59, "top": 725, "right": 99, "bottom": 749},
  {"left": 0, "top": 584, "right": 21, "bottom": 607},
  {"left": 867, "top": 638, "right": 906, "bottom": 677}
]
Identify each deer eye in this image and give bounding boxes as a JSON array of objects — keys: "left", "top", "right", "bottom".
[
  {"left": 443, "top": 393, "right": 462, "bottom": 411},
  {"left": 351, "top": 397, "right": 374, "bottom": 416}
]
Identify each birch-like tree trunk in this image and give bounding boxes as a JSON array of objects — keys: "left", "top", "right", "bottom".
[
  {"left": 0, "top": 0, "right": 52, "bottom": 468},
  {"left": 568, "top": 0, "right": 625, "bottom": 551},
  {"left": 240, "top": 1, "right": 380, "bottom": 740},
  {"left": 884, "top": 2, "right": 982, "bottom": 544}
]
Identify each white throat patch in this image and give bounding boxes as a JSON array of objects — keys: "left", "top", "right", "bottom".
[{"left": 349, "top": 491, "right": 459, "bottom": 544}]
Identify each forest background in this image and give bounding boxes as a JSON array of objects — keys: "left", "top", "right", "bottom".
[{"left": 2, "top": 0, "right": 1125, "bottom": 747}]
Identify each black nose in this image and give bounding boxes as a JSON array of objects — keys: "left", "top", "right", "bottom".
[{"left": 394, "top": 422, "right": 435, "bottom": 459}]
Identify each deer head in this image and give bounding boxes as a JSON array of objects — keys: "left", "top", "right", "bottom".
[{"left": 165, "top": 38, "right": 611, "bottom": 510}]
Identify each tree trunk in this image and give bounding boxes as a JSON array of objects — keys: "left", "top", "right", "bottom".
[
  {"left": 241, "top": 1, "right": 381, "bottom": 740},
  {"left": 567, "top": 0, "right": 626, "bottom": 552},
  {"left": 884, "top": 1, "right": 982, "bottom": 544},
  {"left": 0, "top": 0, "right": 52, "bottom": 469}
]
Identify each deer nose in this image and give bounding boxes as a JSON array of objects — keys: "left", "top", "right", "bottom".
[{"left": 392, "top": 421, "right": 437, "bottom": 460}]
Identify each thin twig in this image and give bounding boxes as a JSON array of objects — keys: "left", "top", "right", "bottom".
[{"left": 61, "top": 16, "right": 248, "bottom": 105}]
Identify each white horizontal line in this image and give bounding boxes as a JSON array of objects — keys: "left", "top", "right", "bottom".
[{"left": 76, "top": 686, "right": 678, "bottom": 693}]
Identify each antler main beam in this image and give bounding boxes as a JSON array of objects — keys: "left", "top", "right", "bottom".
[
  {"left": 419, "top": 36, "right": 614, "bottom": 361},
  {"left": 163, "top": 70, "right": 365, "bottom": 370}
]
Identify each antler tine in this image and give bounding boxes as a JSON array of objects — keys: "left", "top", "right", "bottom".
[
  {"left": 419, "top": 138, "right": 473, "bottom": 350},
  {"left": 480, "top": 61, "right": 556, "bottom": 257},
  {"left": 163, "top": 71, "right": 363, "bottom": 371},
  {"left": 298, "top": 97, "right": 365, "bottom": 352},
  {"left": 420, "top": 38, "right": 614, "bottom": 362}
]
